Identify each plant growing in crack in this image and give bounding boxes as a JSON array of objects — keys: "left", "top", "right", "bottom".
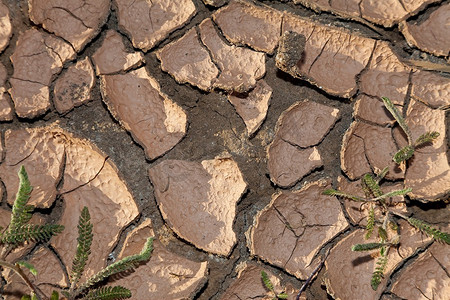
[
  {"left": 323, "top": 97, "right": 450, "bottom": 290},
  {"left": 0, "top": 166, "right": 154, "bottom": 300},
  {"left": 260, "top": 270, "right": 288, "bottom": 299}
]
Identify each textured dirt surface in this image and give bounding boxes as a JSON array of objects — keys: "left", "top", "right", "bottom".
[{"left": 0, "top": 0, "right": 449, "bottom": 299}]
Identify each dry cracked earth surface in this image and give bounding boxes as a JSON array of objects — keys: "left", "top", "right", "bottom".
[{"left": 0, "top": 0, "right": 449, "bottom": 299}]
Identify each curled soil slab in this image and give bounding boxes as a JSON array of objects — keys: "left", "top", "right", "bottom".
[
  {"left": 0, "top": 2, "right": 11, "bottom": 53},
  {"left": 157, "top": 27, "right": 219, "bottom": 91},
  {"left": 227, "top": 79, "right": 272, "bottom": 136},
  {"left": 247, "top": 180, "right": 348, "bottom": 279},
  {"left": 53, "top": 57, "right": 95, "bottom": 114},
  {"left": 100, "top": 67, "right": 187, "bottom": 160},
  {"left": 0, "top": 62, "right": 12, "bottom": 121},
  {"left": 390, "top": 242, "right": 450, "bottom": 299},
  {"left": 359, "top": 42, "right": 412, "bottom": 105},
  {"left": 399, "top": 99, "right": 450, "bottom": 201},
  {"left": 28, "top": 0, "right": 110, "bottom": 52},
  {"left": 293, "top": 0, "right": 440, "bottom": 27},
  {"left": 198, "top": 18, "right": 266, "bottom": 93},
  {"left": 148, "top": 155, "right": 247, "bottom": 256},
  {"left": 341, "top": 121, "right": 404, "bottom": 180},
  {"left": 108, "top": 219, "right": 208, "bottom": 299},
  {"left": 410, "top": 70, "right": 450, "bottom": 109},
  {"left": 2, "top": 247, "right": 68, "bottom": 299},
  {"left": 324, "top": 223, "right": 432, "bottom": 300},
  {"left": 9, "top": 29, "right": 75, "bottom": 118},
  {"left": 212, "top": 0, "right": 283, "bottom": 54},
  {"left": 0, "top": 127, "right": 65, "bottom": 208},
  {"left": 91, "top": 30, "right": 144, "bottom": 75},
  {"left": 219, "top": 262, "right": 296, "bottom": 299},
  {"left": 281, "top": 12, "right": 376, "bottom": 98},
  {"left": 115, "top": 0, "right": 196, "bottom": 52},
  {"left": 353, "top": 95, "right": 398, "bottom": 126},
  {"left": 400, "top": 3, "right": 450, "bottom": 57}
]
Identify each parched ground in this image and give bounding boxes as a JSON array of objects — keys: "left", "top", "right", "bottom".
[{"left": 0, "top": 0, "right": 449, "bottom": 299}]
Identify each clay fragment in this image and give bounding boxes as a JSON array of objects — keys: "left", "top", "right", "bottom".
[
  {"left": 213, "top": 0, "right": 283, "bottom": 54},
  {"left": 248, "top": 180, "right": 348, "bottom": 279},
  {"left": 203, "top": 0, "right": 228, "bottom": 7},
  {"left": 100, "top": 67, "right": 187, "bottom": 160},
  {"left": 359, "top": 42, "right": 411, "bottom": 105},
  {"left": 325, "top": 223, "right": 431, "bottom": 300},
  {"left": 410, "top": 70, "right": 450, "bottom": 109},
  {"left": 0, "top": 127, "right": 65, "bottom": 208},
  {"left": 402, "top": 99, "right": 450, "bottom": 201},
  {"left": 400, "top": 3, "right": 450, "bottom": 57},
  {"left": 276, "top": 31, "right": 306, "bottom": 75},
  {"left": 353, "top": 95, "right": 398, "bottom": 126},
  {"left": 3, "top": 247, "right": 67, "bottom": 299},
  {"left": 108, "top": 219, "right": 208, "bottom": 299},
  {"left": 281, "top": 12, "right": 375, "bottom": 97},
  {"left": 149, "top": 155, "right": 247, "bottom": 256},
  {"left": 199, "top": 18, "right": 266, "bottom": 92},
  {"left": 53, "top": 57, "right": 95, "bottom": 114},
  {"left": 9, "top": 29, "right": 75, "bottom": 118},
  {"left": 228, "top": 79, "right": 272, "bottom": 136},
  {"left": 28, "top": 0, "right": 110, "bottom": 52},
  {"left": 276, "top": 101, "right": 340, "bottom": 148},
  {"left": 391, "top": 242, "right": 450, "bottom": 299},
  {"left": 91, "top": 30, "right": 144, "bottom": 75},
  {"left": 53, "top": 134, "right": 139, "bottom": 282},
  {"left": 267, "top": 138, "right": 323, "bottom": 188},
  {"left": 0, "top": 62, "right": 12, "bottom": 121},
  {"left": 341, "top": 121, "right": 404, "bottom": 180},
  {"left": 116, "top": 0, "right": 196, "bottom": 52},
  {"left": 220, "top": 262, "right": 296, "bottom": 299},
  {"left": 157, "top": 28, "right": 219, "bottom": 91},
  {"left": 0, "top": 3, "right": 12, "bottom": 53}
]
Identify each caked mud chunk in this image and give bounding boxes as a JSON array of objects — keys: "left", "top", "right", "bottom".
[
  {"left": 0, "top": 3, "right": 11, "bottom": 53},
  {"left": 28, "top": 0, "right": 110, "bottom": 52},
  {"left": 228, "top": 79, "right": 272, "bottom": 136},
  {"left": 220, "top": 262, "right": 296, "bottom": 300},
  {"left": 400, "top": 3, "right": 450, "bottom": 57},
  {"left": 203, "top": 0, "right": 228, "bottom": 7},
  {"left": 9, "top": 29, "right": 75, "bottom": 118},
  {"left": 199, "top": 18, "right": 266, "bottom": 92},
  {"left": 116, "top": 0, "right": 196, "bottom": 52},
  {"left": 157, "top": 28, "right": 219, "bottom": 91},
  {"left": 281, "top": 13, "right": 375, "bottom": 98},
  {"left": 390, "top": 242, "right": 450, "bottom": 299},
  {"left": 0, "top": 62, "right": 12, "bottom": 121},
  {"left": 353, "top": 95, "right": 398, "bottom": 126},
  {"left": 410, "top": 70, "right": 450, "bottom": 109},
  {"left": 91, "top": 30, "right": 144, "bottom": 75},
  {"left": 0, "top": 127, "right": 65, "bottom": 208},
  {"left": 108, "top": 219, "right": 208, "bottom": 299},
  {"left": 213, "top": 0, "right": 283, "bottom": 54},
  {"left": 341, "top": 121, "right": 404, "bottom": 180},
  {"left": 359, "top": 42, "right": 411, "bottom": 105},
  {"left": 247, "top": 180, "right": 348, "bottom": 279},
  {"left": 267, "top": 138, "right": 322, "bottom": 188},
  {"left": 100, "top": 67, "right": 187, "bottom": 160},
  {"left": 3, "top": 247, "right": 67, "bottom": 299},
  {"left": 149, "top": 155, "right": 247, "bottom": 256},
  {"left": 53, "top": 57, "right": 95, "bottom": 114}
]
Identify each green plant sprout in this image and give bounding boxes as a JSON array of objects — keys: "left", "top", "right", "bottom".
[
  {"left": 323, "top": 97, "right": 449, "bottom": 290},
  {"left": 260, "top": 271, "right": 288, "bottom": 299},
  {"left": 0, "top": 166, "right": 154, "bottom": 300}
]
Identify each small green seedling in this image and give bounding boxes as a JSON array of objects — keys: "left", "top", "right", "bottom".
[
  {"left": 323, "top": 97, "right": 449, "bottom": 290},
  {"left": 261, "top": 271, "right": 289, "bottom": 299},
  {"left": 0, "top": 166, "right": 153, "bottom": 300}
]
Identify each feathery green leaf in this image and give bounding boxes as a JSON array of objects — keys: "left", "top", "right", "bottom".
[
  {"left": 84, "top": 286, "right": 132, "bottom": 300},
  {"left": 277, "top": 292, "right": 288, "bottom": 299},
  {"left": 393, "top": 145, "right": 415, "bottom": 164},
  {"left": 365, "top": 206, "right": 375, "bottom": 240},
  {"left": 9, "top": 166, "right": 34, "bottom": 232},
  {"left": 375, "top": 167, "right": 389, "bottom": 183},
  {"left": 381, "top": 97, "right": 412, "bottom": 144},
  {"left": 1, "top": 224, "right": 64, "bottom": 245},
  {"left": 70, "top": 206, "right": 93, "bottom": 289},
  {"left": 351, "top": 243, "right": 386, "bottom": 252},
  {"left": 407, "top": 217, "right": 450, "bottom": 244},
  {"left": 373, "top": 188, "right": 412, "bottom": 202},
  {"left": 362, "top": 174, "right": 383, "bottom": 198},
  {"left": 81, "top": 237, "right": 153, "bottom": 291},
  {"left": 50, "top": 291, "right": 59, "bottom": 300},
  {"left": 261, "top": 270, "right": 274, "bottom": 292},
  {"left": 371, "top": 249, "right": 388, "bottom": 290},
  {"left": 414, "top": 131, "right": 440, "bottom": 148},
  {"left": 322, "top": 189, "right": 365, "bottom": 202},
  {"left": 17, "top": 261, "right": 37, "bottom": 276},
  {"left": 378, "top": 227, "right": 388, "bottom": 242}
]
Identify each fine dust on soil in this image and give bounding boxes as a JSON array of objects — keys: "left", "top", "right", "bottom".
[{"left": 0, "top": 0, "right": 449, "bottom": 299}]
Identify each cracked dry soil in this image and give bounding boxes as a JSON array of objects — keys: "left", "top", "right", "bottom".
[{"left": 0, "top": 0, "right": 449, "bottom": 299}]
